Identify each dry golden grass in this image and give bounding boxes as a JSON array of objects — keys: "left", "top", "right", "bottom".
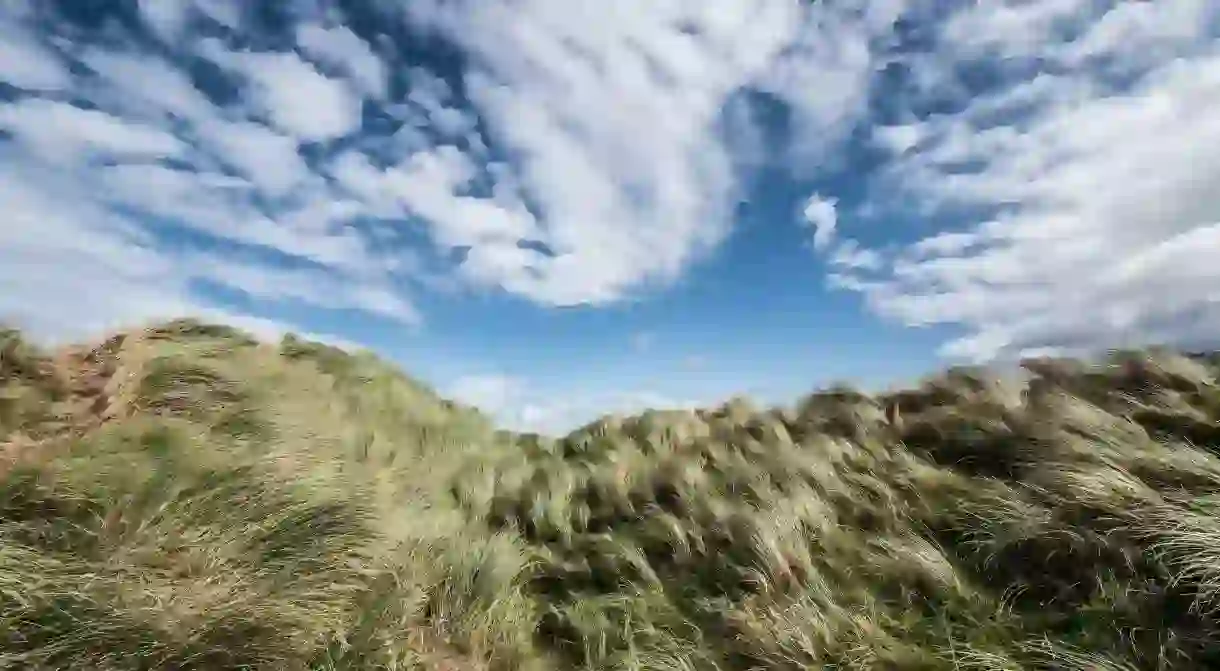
[{"left": 3, "top": 320, "right": 1220, "bottom": 669}]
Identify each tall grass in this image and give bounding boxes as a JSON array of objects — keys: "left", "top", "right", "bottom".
[
  {"left": 3, "top": 319, "right": 1220, "bottom": 669},
  {"left": 0, "top": 320, "right": 542, "bottom": 670}
]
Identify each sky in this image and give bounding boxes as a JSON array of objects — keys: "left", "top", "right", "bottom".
[{"left": 1, "top": 0, "right": 1219, "bottom": 434}]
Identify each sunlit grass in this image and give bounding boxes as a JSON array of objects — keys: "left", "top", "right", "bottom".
[{"left": 3, "top": 319, "right": 1220, "bottom": 669}]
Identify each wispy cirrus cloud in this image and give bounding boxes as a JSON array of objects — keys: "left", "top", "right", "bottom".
[{"left": 817, "top": 0, "right": 1220, "bottom": 361}]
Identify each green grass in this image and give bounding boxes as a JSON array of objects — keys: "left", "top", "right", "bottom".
[{"left": 3, "top": 319, "right": 1220, "bottom": 669}]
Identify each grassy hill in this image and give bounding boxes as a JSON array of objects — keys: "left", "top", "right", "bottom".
[{"left": 3, "top": 320, "right": 1220, "bottom": 670}]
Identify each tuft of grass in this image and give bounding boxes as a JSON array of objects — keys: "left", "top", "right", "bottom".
[{"left": 5, "top": 322, "right": 1220, "bottom": 669}]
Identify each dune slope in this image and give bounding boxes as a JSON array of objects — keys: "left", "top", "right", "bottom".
[{"left": 3, "top": 321, "right": 1220, "bottom": 670}]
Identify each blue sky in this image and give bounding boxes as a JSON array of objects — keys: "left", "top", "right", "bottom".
[{"left": 2, "top": 0, "right": 1219, "bottom": 433}]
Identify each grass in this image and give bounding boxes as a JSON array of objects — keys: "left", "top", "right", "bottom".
[{"left": 3, "top": 320, "right": 1220, "bottom": 669}]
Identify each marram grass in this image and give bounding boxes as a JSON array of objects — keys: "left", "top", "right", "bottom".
[{"left": 3, "top": 320, "right": 1220, "bottom": 669}]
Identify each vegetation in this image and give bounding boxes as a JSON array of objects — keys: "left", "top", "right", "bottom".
[{"left": 3, "top": 319, "right": 1220, "bottom": 669}]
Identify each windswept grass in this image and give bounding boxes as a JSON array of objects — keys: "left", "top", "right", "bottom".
[
  {"left": 3, "top": 319, "right": 1220, "bottom": 669},
  {"left": 0, "top": 320, "right": 543, "bottom": 670}
]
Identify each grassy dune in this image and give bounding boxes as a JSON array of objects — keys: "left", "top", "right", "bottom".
[{"left": 3, "top": 321, "right": 1220, "bottom": 669}]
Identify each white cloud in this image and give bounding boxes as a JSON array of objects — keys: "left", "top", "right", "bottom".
[
  {"left": 384, "top": 146, "right": 540, "bottom": 249},
  {"left": 80, "top": 49, "right": 215, "bottom": 122},
  {"left": 0, "top": 144, "right": 403, "bottom": 348},
  {"left": 194, "top": 118, "right": 309, "bottom": 198},
  {"left": 193, "top": 0, "right": 243, "bottom": 29},
  {"left": 193, "top": 258, "right": 420, "bottom": 325},
  {"left": 940, "top": 0, "right": 1092, "bottom": 59},
  {"left": 137, "top": 0, "right": 190, "bottom": 42},
  {"left": 757, "top": 0, "right": 901, "bottom": 165},
  {"left": 203, "top": 42, "right": 363, "bottom": 143},
  {"left": 872, "top": 124, "right": 926, "bottom": 156},
  {"left": 137, "top": 0, "right": 245, "bottom": 41},
  {"left": 829, "top": 239, "right": 883, "bottom": 272},
  {"left": 822, "top": 0, "right": 1220, "bottom": 361},
  {"left": 0, "top": 14, "right": 417, "bottom": 347},
  {"left": 296, "top": 23, "right": 387, "bottom": 99},
  {"left": 801, "top": 193, "right": 838, "bottom": 251},
  {"left": 0, "top": 154, "right": 206, "bottom": 341},
  {"left": 400, "top": 71, "right": 477, "bottom": 139},
  {"left": 400, "top": 0, "right": 889, "bottom": 306},
  {"left": 0, "top": 99, "right": 186, "bottom": 165},
  {"left": 97, "top": 167, "right": 374, "bottom": 271},
  {"left": 0, "top": 17, "right": 71, "bottom": 91}
]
